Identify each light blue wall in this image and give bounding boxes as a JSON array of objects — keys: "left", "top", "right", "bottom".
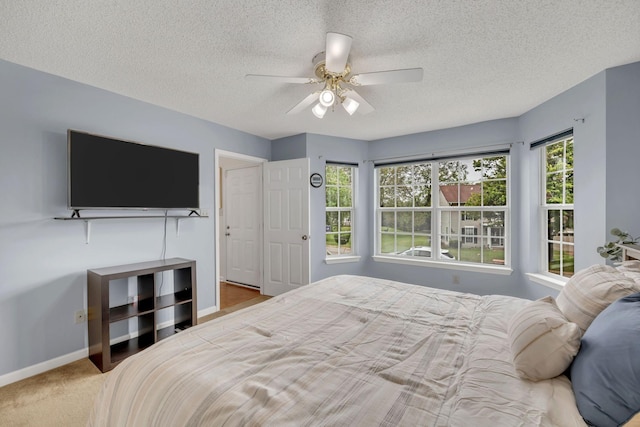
[
  {"left": 271, "top": 134, "right": 307, "bottom": 161},
  {"left": 0, "top": 59, "right": 270, "bottom": 377},
  {"left": 518, "top": 69, "right": 607, "bottom": 299},
  {"left": 605, "top": 62, "right": 640, "bottom": 240},
  {"left": 305, "top": 134, "right": 370, "bottom": 281},
  {"left": 365, "top": 119, "right": 530, "bottom": 297}
]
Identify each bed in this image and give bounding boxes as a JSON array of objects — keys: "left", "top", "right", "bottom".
[{"left": 88, "top": 271, "right": 640, "bottom": 426}]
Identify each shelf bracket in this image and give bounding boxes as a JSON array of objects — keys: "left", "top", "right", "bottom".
[{"left": 84, "top": 220, "right": 91, "bottom": 244}]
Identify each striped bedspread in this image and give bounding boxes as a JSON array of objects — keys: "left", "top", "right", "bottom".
[{"left": 88, "top": 275, "right": 586, "bottom": 426}]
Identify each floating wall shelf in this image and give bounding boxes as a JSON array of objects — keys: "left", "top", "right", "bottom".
[{"left": 54, "top": 215, "right": 208, "bottom": 243}]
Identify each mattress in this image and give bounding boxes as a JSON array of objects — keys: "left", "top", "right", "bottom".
[{"left": 88, "top": 275, "right": 586, "bottom": 426}]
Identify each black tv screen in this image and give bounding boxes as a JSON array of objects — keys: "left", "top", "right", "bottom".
[{"left": 68, "top": 130, "right": 199, "bottom": 210}]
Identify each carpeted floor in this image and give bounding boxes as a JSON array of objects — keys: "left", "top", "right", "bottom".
[{"left": 0, "top": 295, "right": 270, "bottom": 427}]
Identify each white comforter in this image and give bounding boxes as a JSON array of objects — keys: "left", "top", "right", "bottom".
[{"left": 89, "top": 275, "right": 586, "bottom": 426}]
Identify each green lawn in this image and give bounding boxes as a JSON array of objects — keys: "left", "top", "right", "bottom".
[{"left": 380, "top": 233, "right": 505, "bottom": 263}]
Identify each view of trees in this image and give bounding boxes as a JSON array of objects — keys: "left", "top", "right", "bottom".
[
  {"left": 545, "top": 139, "right": 573, "bottom": 204},
  {"left": 326, "top": 165, "right": 354, "bottom": 255}
]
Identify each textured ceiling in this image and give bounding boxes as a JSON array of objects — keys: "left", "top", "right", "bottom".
[{"left": 1, "top": 1, "right": 639, "bottom": 141}]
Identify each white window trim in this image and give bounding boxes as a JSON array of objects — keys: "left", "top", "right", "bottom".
[
  {"left": 325, "top": 255, "right": 361, "bottom": 264},
  {"left": 526, "top": 272, "right": 568, "bottom": 291},
  {"left": 373, "top": 255, "right": 513, "bottom": 275},
  {"left": 325, "top": 163, "right": 358, "bottom": 259},
  {"left": 374, "top": 154, "right": 511, "bottom": 269},
  {"left": 538, "top": 137, "right": 574, "bottom": 279}
]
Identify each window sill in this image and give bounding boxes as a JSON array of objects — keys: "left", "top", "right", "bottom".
[
  {"left": 325, "top": 255, "right": 361, "bottom": 264},
  {"left": 525, "top": 273, "right": 568, "bottom": 291},
  {"left": 372, "top": 255, "right": 513, "bottom": 275}
]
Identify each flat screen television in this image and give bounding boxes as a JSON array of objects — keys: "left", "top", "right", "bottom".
[{"left": 68, "top": 130, "right": 199, "bottom": 211}]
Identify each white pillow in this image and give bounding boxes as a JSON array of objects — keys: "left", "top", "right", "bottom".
[
  {"left": 617, "top": 260, "right": 640, "bottom": 285},
  {"left": 507, "top": 296, "right": 581, "bottom": 381},
  {"left": 556, "top": 264, "right": 640, "bottom": 332}
]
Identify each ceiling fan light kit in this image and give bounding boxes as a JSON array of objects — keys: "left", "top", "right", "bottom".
[{"left": 246, "top": 32, "right": 423, "bottom": 119}]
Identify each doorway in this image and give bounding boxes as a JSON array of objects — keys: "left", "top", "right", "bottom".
[{"left": 215, "top": 150, "right": 266, "bottom": 308}]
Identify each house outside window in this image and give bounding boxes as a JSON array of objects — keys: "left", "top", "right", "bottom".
[
  {"left": 541, "top": 135, "right": 574, "bottom": 277},
  {"left": 375, "top": 153, "right": 509, "bottom": 267},
  {"left": 325, "top": 163, "right": 356, "bottom": 257}
]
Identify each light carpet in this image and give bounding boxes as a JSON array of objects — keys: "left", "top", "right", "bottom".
[{"left": 0, "top": 295, "right": 270, "bottom": 426}]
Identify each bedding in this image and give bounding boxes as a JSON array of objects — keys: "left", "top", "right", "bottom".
[{"left": 88, "top": 275, "right": 587, "bottom": 426}]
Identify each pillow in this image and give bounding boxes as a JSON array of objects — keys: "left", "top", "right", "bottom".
[
  {"left": 556, "top": 264, "right": 639, "bottom": 332},
  {"left": 618, "top": 260, "right": 640, "bottom": 286},
  {"left": 507, "top": 296, "right": 581, "bottom": 381},
  {"left": 570, "top": 293, "right": 640, "bottom": 427}
]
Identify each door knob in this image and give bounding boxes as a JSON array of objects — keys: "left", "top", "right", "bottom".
[
  {"left": 302, "top": 235, "right": 309, "bottom": 240},
  {"left": 225, "top": 232, "right": 230, "bottom": 236}
]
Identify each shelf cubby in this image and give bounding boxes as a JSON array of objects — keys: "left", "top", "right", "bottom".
[{"left": 87, "top": 258, "right": 197, "bottom": 372}]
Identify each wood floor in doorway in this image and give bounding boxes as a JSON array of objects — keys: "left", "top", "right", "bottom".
[{"left": 220, "top": 282, "right": 261, "bottom": 309}]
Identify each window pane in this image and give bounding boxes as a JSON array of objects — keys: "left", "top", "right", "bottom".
[
  {"left": 326, "top": 165, "right": 337, "bottom": 185},
  {"left": 397, "top": 185, "right": 413, "bottom": 207},
  {"left": 547, "top": 210, "right": 561, "bottom": 239},
  {"left": 562, "top": 245, "right": 574, "bottom": 277},
  {"left": 546, "top": 142, "right": 564, "bottom": 173},
  {"left": 326, "top": 211, "right": 338, "bottom": 232},
  {"left": 565, "top": 139, "right": 574, "bottom": 169},
  {"left": 339, "top": 186, "right": 352, "bottom": 207},
  {"left": 339, "top": 233, "right": 352, "bottom": 254},
  {"left": 326, "top": 186, "right": 337, "bottom": 207},
  {"left": 414, "top": 185, "right": 431, "bottom": 207},
  {"left": 461, "top": 158, "right": 481, "bottom": 183},
  {"left": 414, "top": 235, "right": 430, "bottom": 247},
  {"left": 482, "top": 156, "right": 507, "bottom": 179},
  {"left": 414, "top": 212, "right": 431, "bottom": 234},
  {"left": 396, "top": 165, "right": 412, "bottom": 185},
  {"left": 546, "top": 172, "right": 563, "bottom": 204},
  {"left": 440, "top": 183, "right": 459, "bottom": 205},
  {"left": 413, "top": 164, "right": 431, "bottom": 185},
  {"left": 458, "top": 239, "right": 478, "bottom": 263},
  {"left": 397, "top": 212, "right": 413, "bottom": 233},
  {"left": 565, "top": 171, "right": 574, "bottom": 204},
  {"left": 381, "top": 211, "right": 395, "bottom": 232},
  {"left": 339, "top": 211, "right": 351, "bottom": 232},
  {"left": 397, "top": 234, "right": 412, "bottom": 253},
  {"left": 483, "top": 237, "right": 505, "bottom": 265},
  {"left": 379, "top": 167, "right": 395, "bottom": 185},
  {"left": 380, "top": 233, "right": 395, "bottom": 254},
  {"left": 338, "top": 167, "right": 352, "bottom": 186},
  {"left": 562, "top": 210, "right": 574, "bottom": 242},
  {"left": 380, "top": 187, "right": 395, "bottom": 207},
  {"left": 482, "top": 180, "right": 507, "bottom": 206},
  {"left": 548, "top": 242, "right": 561, "bottom": 275},
  {"left": 483, "top": 211, "right": 505, "bottom": 232},
  {"left": 326, "top": 234, "right": 339, "bottom": 255},
  {"left": 439, "top": 161, "right": 464, "bottom": 183}
]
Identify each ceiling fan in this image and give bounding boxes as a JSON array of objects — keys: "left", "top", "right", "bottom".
[{"left": 246, "top": 32, "right": 424, "bottom": 118}]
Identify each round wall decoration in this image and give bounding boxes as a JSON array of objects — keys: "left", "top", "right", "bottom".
[{"left": 310, "top": 173, "right": 323, "bottom": 188}]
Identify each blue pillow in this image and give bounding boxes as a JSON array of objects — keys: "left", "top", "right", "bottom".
[{"left": 570, "top": 292, "right": 640, "bottom": 426}]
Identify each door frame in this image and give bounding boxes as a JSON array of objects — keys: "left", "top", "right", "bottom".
[{"left": 214, "top": 149, "right": 267, "bottom": 309}]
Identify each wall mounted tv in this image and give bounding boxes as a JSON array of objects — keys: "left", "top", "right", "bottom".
[{"left": 68, "top": 130, "right": 199, "bottom": 211}]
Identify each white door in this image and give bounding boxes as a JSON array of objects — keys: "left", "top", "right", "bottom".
[
  {"left": 225, "top": 166, "right": 261, "bottom": 287},
  {"left": 263, "top": 158, "right": 310, "bottom": 296}
]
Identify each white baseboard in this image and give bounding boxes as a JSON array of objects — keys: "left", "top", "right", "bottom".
[
  {"left": 0, "top": 305, "right": 218, "bottom": 388},
  {"left": 0, "top": 348, "right": 88, "bottom": 388}
]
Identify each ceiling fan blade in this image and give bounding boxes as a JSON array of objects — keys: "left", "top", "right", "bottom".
[
  {"left": 349, "top": 68, "right": 424, "bottom": 86},
  {"left": 246, "top": 74, "right": 318, "bottom": 84},
  {"left": 342, "top": 89, "right": 374, "bottom": 115},
  {"left": 325, "top": 32, "right": 353, "bottom": 74},
  {"left": 286, "top": 92, "right": 320, "bottom": 115}
]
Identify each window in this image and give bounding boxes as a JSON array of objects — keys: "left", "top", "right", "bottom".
[
  {"left": 541, "top": 136, "right": 574, "bottom": 277},
  {"left": 375, "top": 153, "right": 509, "bottom": 267},
  {"left": 325, "top": 163, "right": 356, "bottom": 257}
]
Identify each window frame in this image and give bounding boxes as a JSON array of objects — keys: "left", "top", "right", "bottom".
[
  {"left": 325, "top": 162, "right": 358, "bottom": 261},
  {"left": 539, "top": 135, "right": 574, "bottom": 279},
  {"left": 373, "top": 152, "right": 511, "bottom": 273}
]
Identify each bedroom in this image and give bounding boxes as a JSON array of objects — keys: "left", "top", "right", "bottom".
[{"left": 1, "top": 1, "right": 640, "bottom": 425}]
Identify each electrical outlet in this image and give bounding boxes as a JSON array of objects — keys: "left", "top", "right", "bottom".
[{"left": 75, "top": 309, "right": 87, "bottom": 324}]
